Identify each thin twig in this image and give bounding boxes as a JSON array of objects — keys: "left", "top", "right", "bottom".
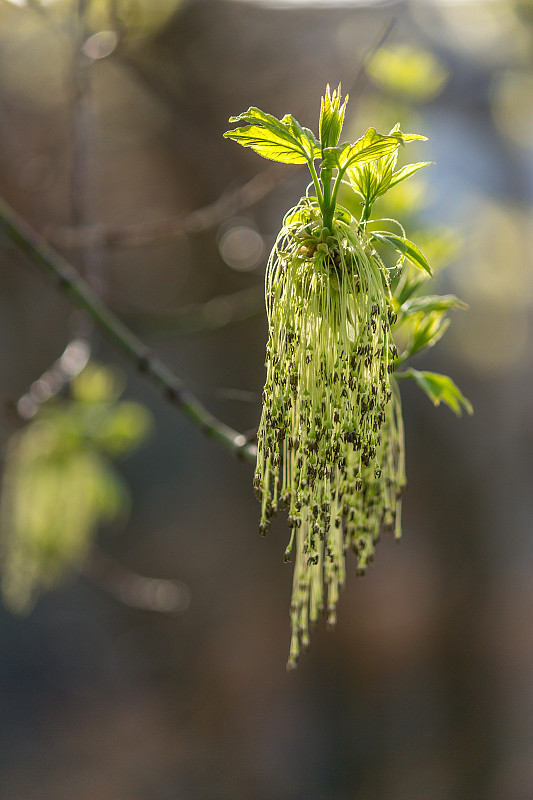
[
  {"left": 13, "top": 2, "right": 98, "bottom": 426},
  {"left": 124, "top": 284, "right": 264, "bottom": 337},
  {"left": 70, "top": 0, "right": 103, "bottom": 279},
  {"left": 48, "top": 167, "right": 283, "bottom": 249},
  {"left": 0, "top": 196, "right": 256, "bottom": 463},
  {"left": 83, "top": 546, "right": 191, "bottom": 614},
  {"left": 348, "top": 16, "right": 397, "bottom": 100}
]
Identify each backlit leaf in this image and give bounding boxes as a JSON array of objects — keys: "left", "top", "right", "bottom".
[
  {"left": 408, "top": 369, "right": 473, "bottom": 416},
  {"left": 319, "top": 83, "right": 348, "bottom": 149},
  {"left": 371, "top": 231, "right": 432, "bottom": 276},
  {"left": 337, "top": 128, "right": 404, "bottom": 171},
  {"left": 388, "top": 161, "right": 433, "bottom": 189},
  {"left": 404, "top": 310, "right": 450, "bottom": 356},
  {"left": 401, "top": 294, "right": 468, "bottom": 316},
  {"left": 225, "top": 107, "right": 320, "bottom": 164}
]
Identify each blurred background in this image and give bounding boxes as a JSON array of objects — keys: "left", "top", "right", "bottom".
[{"left": 0, "top": 0, "right": 532, "bottom": 798}]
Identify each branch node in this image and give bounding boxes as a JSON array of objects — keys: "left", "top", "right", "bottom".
[{"left": 136, "top": 349, "right": 153, "bottom": 373}]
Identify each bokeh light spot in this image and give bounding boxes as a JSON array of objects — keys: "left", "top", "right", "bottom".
[
  {"left": 219, "top": 224, "right": 264, "bottom": 272},
  {"left": 82, "top": 30, "right": 118, "bottom": 60}
]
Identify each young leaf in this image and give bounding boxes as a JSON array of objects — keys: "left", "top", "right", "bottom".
[
  {"left": 388, "top": 161, "right": 434, "bottom": 189},
  {"left": 403, "top": 310, "right": 451, "bottom": 357},
  {"left": 342, "top": 127, "right": 428, "bottom": 215},
  {"left": 394, "top": 270, "right": 427, "bottom": 305},
  {"left": 337, "top": 128, "right": 404, "bottom": 172},
  {"left": 347, "top": 150, "right": 397, "bottom": 207},
  {"left": 224, "top": 107, "right": 320, "bottom": 165},
  {"left": 407, "top": 369, "right": 473, "bottom": 416},
  {"left": 371, "top": 231, "right": 432, "bottom": 276},
  {"left": 319, "top": 84, "right": 348, "bottom": 150},
  {"left": 401, "top": 294, "right": 468, "bottom": 316}
]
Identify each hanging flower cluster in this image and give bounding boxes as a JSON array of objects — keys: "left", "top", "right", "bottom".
[{"left": 225, "top": 86, "right": 471, "bottom": 667}]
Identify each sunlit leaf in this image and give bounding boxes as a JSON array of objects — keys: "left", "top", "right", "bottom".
[
  {"left": 344, "top": 127, "right": 428, "bottom": 213},
  {"left": 337, "top": 128, "right": 405, "bottom": 171},
  {"left": 401, "top": 294, "right": 468, "bottom": 316},
  {"left": 348, "top": 151, "right": 396, "bottom": 206},
  {"left": 408, "top": 369, "right": 473, "bottom": 416},
  {"left": 319, "top": 83, "right": 348, "bottom": 149},
  {"left": 371, "top": 231, "right": 432, "bottom": 276},
  {"left": 405, "top": 311, "right": 450, "bottom": 356},
  {"left": 388, "top": 161, "right": 434, "bottom": 189},
  {"left": 224, "top": 107, "right": 320, "bottom": 164}
]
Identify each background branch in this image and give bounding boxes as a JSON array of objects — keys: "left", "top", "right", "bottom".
[
  {"left": 124, "top": 284, "right": 264, "bottom": 336},
  {"left": 0, "top": 196, "right": 256, "bottom": 464},
  {"left": 48, "top": 167, "right": 283, "bottom": 249}
]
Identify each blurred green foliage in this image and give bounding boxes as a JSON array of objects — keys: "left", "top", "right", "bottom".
[
  {"left": 366, "top": 44, "right": 449, "bottom": 103},
  {"left": 0, "top": 363, "right": 152, "bottom": 613}
]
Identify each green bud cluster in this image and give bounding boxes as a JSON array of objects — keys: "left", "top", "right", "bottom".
[{"left": 254, "top": 199, "right": 406, "bottom": 668}]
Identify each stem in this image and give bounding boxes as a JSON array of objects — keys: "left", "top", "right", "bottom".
[
  {"left": 360, "top": 202, "right": 372, "bottom": 224},
  {"left": 307, "top": 160, "right": 324, "bottom": 209},
  {"left": 320, "top": 166, "right": 333, "bottom": 230},
  {"left": 329, "top": 171, "right": 343, "bottom": 221},
  {"left": 393, "top": 369, "right": 415, "bottom": 379},
  {"left": 0, "top": 196, "right": 257, "bottom": 464}
]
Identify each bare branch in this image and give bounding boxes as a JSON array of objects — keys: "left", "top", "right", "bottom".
[
  {"left": 125, "top": 284, "right": 264, "bottom": 337},
  {"left": 0, "top": 196, "right": 257, "bottom": 463},
  {"left": 47, "top": 168, "right": 283, "bottom": 249},
  {"left": 84, "top": 546, "right": 192, "bottom": 614},
  {"left": 348, "top": 16, "right": 397, "bottom": 100}
]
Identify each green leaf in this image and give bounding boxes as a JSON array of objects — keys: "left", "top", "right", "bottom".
[
  {"left": 337, "top": 128, "right": 404, "bottom": 171},
  {"left": 393, "top": 269, "right": 427, "bottom": 306},
  {"left": 397, "top": 304, "right": 450, "bottom": 361},
  {"left": 398, "top": 133, "right": 427, "bottom": 143},
  {"left": 343, "top": 128, "right": 428, "bottom": 212},
  {"left": 408, "top": 369, "right": 473, "bottom": 416},
  {"left": 224, "top": 107, "right": 320, "bottom": 164},
  {"left": 403, "top": 310, "right": 450, "bottom": 356},
  {"left": 347, "top": 151, "right": 397, "bottom": 207},
  {"left": 388, "top": 161, "right": 434, "bottom": 189},
  {"left": 401, "top": 294, "right": 468, "bottom": 316},
  {"left": 319, "top": 84, "right": 348, "bottom": 149},
  {"left": 371, "top": 231, "right": 432, "bottom": 276}
]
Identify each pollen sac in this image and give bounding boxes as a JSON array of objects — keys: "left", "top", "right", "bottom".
[{"left": 255, "top": 199, "right": 406, "bottom": 667}]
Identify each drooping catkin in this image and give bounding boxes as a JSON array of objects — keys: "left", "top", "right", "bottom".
[{"left": 254, "top": 199, "right": 405, "bottom": 667}]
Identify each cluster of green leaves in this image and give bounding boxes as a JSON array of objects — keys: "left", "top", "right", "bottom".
[
  {"left": 225, "top": 84, "right": 471, "bottom": 417},
  {"left": 225, "top": 85, "right": 425, "bottom": 231},
  {"left": 0, "top": 364, "right": 152, "bottom": 612}
]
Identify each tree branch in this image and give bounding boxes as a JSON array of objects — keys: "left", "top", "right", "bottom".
[
  {"left": 83, "top": 546, "right": 191, "bottom": 614},
  {"left": 0, "top": 196, "right": 257, "bottom": 463},
  {"left": 47, "top": 167, "right": 282, "bottom": 249},
  {"left": 123, "top": 284, "right": 264, "bottom": 337}
]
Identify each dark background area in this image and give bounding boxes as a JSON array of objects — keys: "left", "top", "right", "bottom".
[{"left": 1, "top": 0, "right": 533, "bottom": 798}]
